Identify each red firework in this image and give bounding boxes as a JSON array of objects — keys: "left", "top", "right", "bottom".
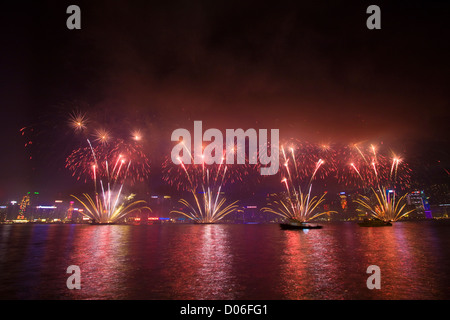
[
  {"left": 66, "top": 138, "right": 150, "bottom": 184},
  {"left": 162, "top": 151, "right": 261, "bottom": 191}
]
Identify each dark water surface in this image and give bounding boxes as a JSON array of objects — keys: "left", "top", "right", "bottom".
[{"left": 0, "top": 221, "right": 449, "bottom": 300}]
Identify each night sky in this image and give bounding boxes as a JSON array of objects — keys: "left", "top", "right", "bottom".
[{"left": 1, "top": 0, "right": 449, "bottom": 201}]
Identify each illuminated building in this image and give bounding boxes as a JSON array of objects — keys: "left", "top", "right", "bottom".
[
  {"left": 66, "top": 201, "right": 74, "bottom": 220},
  {"left": 0, "top": 206, "right": 7, "bottom": 222},
  {"left": 147, "top": 195, "right": 173, "bottom": 219},
  {"left": 17, "top": 194, "right": 30, "bottom": 219},
  {"left": 339, "top": 192, "right": 348, "bottom": 212},
  {"left": 407, "top": 191, "right": 432, "bottom": 219}
]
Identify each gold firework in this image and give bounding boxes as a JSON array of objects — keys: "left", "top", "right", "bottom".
[
  {"left": 71, "top": 193, "right": 151, "bottom": 224},
  {"left": 170, "top": 147, "right": 241, "bottom": 223},
  {"left": 71, "top": 139, "right": 151, "bottom": 223},
  {"left": 354, "top": 187, "right": 415, "bottom": 222},
  {"left": 69, "top": 111, "right": 88, "bottom": 132},
  {"left": 262, "top": 146, "right": 336, "bottom": 223}
]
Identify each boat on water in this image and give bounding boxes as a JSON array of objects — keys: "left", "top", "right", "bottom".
[
  {"left": 357, "top": 219, "right": 392, "bottom": 227},
  {"left": 90, "top": 221, "right": 116, "bottom": 225},
  {"left": 279, "top": 220, "right": 323, "bottom": 230}
]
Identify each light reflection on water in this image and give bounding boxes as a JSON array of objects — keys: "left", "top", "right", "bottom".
[{"left": 0, "top": 221, "right": 449, "bottom": 299}]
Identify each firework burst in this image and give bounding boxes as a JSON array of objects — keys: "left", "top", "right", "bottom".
[
  {"left": 277, "top": 139, "right": 339, "bottom": 182},
  {"left": 68, "top": 111, "right": 89, "bottom": 132},
  {"left": 169, "top": 145, "right": 241, "bottom": 223},
  {"left": 354, "top": 187, "right": 415, "bottom": 222},
  {"left": 262, "top": 145, "right": 337, "bottom": 223},
  {"left": 66, "top": 136, "right": 150, "bottom": 183},
  {"left": 72, "top": 192, "right": 150, "bottom": 224},
  {"left": 347, "top": 143, "right": 414, "bottom": 223},
  {"left": 71, "top": 139, "right": 151, "bottom": 224},
  {"left": 162, "top": 143, "right": 260, "bottom": 191},
  {"left": 94, "top": 128, "right": 111, "bottom": 144},
  {"left": 337, "top": 143, "right": 412, "bottom": 190},
  {"left": 65, "top": 110, "right": 151, "bottom": 183},
  {"left": 131, "top": 129, "right": 143, "bottom": 141}
]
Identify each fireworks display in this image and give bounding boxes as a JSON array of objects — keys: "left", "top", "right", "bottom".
[
  {"left": 276, "top": 139, "right": 338, "bottom": 182},
  {"left": 262, "top": 145, "right": 337, "bottom": 223},
  {"left": 354, "top": 187, "right": 415, "bottom": 222},
  {"left": 337, "top": 143, "right": 412, "bottom": 190},
  {"left": 64, "top": 110, "right": 152, "bottom": 223},
  {"left": 272, "top": 140, "right": 412, "bottom": 191},
  {"left": 70, "top": 139, "right": 151, "bottom": 224},
  {"left": 345, "top": 143, "right": 415, "bottom": 223},
  {"left": 169, "top": 144, "right": 241, "bottom": 223},
  {"left": 66, "top": 137, "right": 150, "bottom": 183},
  {"left": 162, "top": 144, "right": 261, "bottom": 191},
  {"left": 21, "top": 109, "right": 420, "bottom": 225},
  {"left": 65, "top": 110, "right": 151, "bottom": 184}
]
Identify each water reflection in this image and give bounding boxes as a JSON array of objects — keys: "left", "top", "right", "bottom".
[
  {"left": 280, "top": 230, "right": 313, "bottom": 299},
  {"left": 195, "top": 224, "right": 235, "bottom": 299},
  {"left": 279, "top": 222, "right": 450, "bottom": 300},
  {"left": 161, "top": 224, "right": 235, "bottom": 299},
  {"left": 0, "top": 222, "right": 449, "bottom": 299},
  {"left": 356, "top": 222, "right": 445, "bottom": 299},
  {"left": 66, "top": 225, "right": 132, "bottom": 299},
  {"left": 280, "top": 226, "right": 348, "bottom": 299}
]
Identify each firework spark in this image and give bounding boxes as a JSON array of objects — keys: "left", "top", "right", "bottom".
[
  {"left": 131, "top": 130, "right": 143, "bottom": 141},
  {"left": 94, "top": 128, "right": 111, "bottom": 144},
  {"left": 68, "top": 111, "right": 88, "bottom": 132}
]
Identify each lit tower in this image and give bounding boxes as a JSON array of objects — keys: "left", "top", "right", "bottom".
[
  {"left": 17, "top": 194, "right": 30, "bottom": 220},
  {"left": 66, "top": 201, "right": 74, "bottom": 221}
]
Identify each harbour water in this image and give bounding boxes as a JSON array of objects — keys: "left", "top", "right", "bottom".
[{"left": 0, "top": 221, "right": 449, "bottom": 300}]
